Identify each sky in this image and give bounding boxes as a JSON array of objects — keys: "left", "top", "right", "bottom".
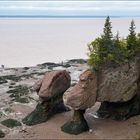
[{"left": 0, "top": 1, "right": 140, "bottom": 17}]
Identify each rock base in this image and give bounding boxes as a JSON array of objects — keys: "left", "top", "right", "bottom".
[
  {"left": 22, "top": 100, "right": 68, "bottom": 126},
  {"left": 61, "top": 110, "right": 89, "bottom": 135},
  {"left": 97, "top": 94, "right": 140, "bottom": 120}
]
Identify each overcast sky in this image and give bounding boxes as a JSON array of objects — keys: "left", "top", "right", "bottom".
[{"left": 0, "top": 1, "right": 140, "bottom": 17}]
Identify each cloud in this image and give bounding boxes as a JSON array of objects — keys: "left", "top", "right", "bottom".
[{"left": 0, "top": 1, "right": 140, "bottom": 16}]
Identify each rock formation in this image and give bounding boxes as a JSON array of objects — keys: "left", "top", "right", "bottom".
[
  {"left": 23, "top": 70, "right": 71, "bottom": 125},
  {"left": 63, "top": 70, "right": 97, "bottom": 110},
  {"left": 62, "top": 54, "right": 140, "bottom": 134}
]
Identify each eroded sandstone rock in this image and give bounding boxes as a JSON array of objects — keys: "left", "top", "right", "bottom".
[
  {"left": 36, "top": 70, "right": 71, "bottom": 100},
  {"left": 97, "top": 55, "right": 140, "bottom": 102},
  {"left": 63, "top": 70, "right": 97, "bottom": 110},
  {"left": 23, "top": 70, "right": 71, "bottom": 125}
]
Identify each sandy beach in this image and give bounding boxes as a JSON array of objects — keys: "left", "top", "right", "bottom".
[
  {"left": 0, "top": 18, "right": 140, "bottom": 67},
  {"left": 0, "top": 61, "right": 139, "bottom": 139}
]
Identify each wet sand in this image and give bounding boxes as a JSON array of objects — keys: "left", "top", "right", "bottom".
[{"left": 5, "top": 104, "right": 140, "bottom": 139}]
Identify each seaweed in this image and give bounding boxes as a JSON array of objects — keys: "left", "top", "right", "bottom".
[{"left": 1, "top": 119, "right": 22, "bottom": 128}]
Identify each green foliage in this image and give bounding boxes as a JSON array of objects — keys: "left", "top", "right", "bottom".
[
  {"left": 88, "top": 17, "right": 140, "bottom": 69},
  {"left": 127, "top": 20, "right": 137, "bottom": 49},
  {"left": 103, "top": 16, "right": 113, "bottom": 40}
]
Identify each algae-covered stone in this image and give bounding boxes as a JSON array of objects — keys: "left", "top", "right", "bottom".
[
  {"left": 61, "top": 110, "right": 89, "bottom": 135},
  {"left": 7, "top": 85, "right": 30, "bottom": 103},
  {"left": 97, "top": 94, "right": 140, "bottom": 120},
  {"left": 13, "top": 97, "right": 30, "bottom": 103},
  {"left": 22, "top": 99, "right": 68, "bottom": 126},
  {"left": 22, "top": 102, "right": 49, "bottom": 125},
  {"left": 0, "top": 130, "right": 5, "bottom": 138},
  {"left": 7, "top": 85, "right": 29, "bottom": 97},
  {"left": 1, "top": 119, "right": 22, "bottom": 128},
  {"left": 0, "top": 75, "right": 21, "bottom": 83}
]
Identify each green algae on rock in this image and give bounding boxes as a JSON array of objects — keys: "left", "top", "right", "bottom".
[
  {"left": 12, "top": 97, "right": 30, "bottom": 103},
  {"left": 0, "top": 75, "right": 21, "bottom": 83},
  {"left": 97, "top": 94, "right": 140, "bottom": 120},
  {"left": 61, "top": 110, "right": 89, "bottom": 135},
  {"left": 7, "top": 85, "right": 29, "bottom": 97},
  {"left": 7, "top": 85, "right": 30, "bottom": 103},
  {"left": 1, "top": 119, "right": 22, "bottom": 128},
  {"left": 22, "top": 100, "right": 68, "bottom": 126}
]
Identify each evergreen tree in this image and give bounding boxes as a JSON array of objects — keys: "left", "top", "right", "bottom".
[
  {"left": 127, "top": 20, "right": 137, "bottom": 51},
  {"left": 136, "top": 33, "right": 140, "bottom": 50},
  {"left": 102, "top": 16, "right": 113, "bottom": 40},
  {"left": 100, "top": 16, "right": 114, "bottom": 59},
  {"left": 114, "top": 31, "right": 120, "bottom": 47}
]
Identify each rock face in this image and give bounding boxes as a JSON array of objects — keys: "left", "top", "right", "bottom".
[
  {"left": 63, "top": 70, "right": 97, "bottom": 110},
  {"left": 34, "top": 70, "right": 71, "bottom": 100},
  {"left": 64, "top": 55, "right": 140, "bottom": 109},
  {"left": 97, "top": 56, "right": 140, "bottom": 102},
  {"left": 23, "top": 70, "right": 71, "bottom": 125}
]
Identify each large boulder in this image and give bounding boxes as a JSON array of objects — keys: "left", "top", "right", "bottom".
[
  {"left": 34, "top": 70, "right": 71, "bottom": 100},
  {"left": 97, "top": 55, "right": 140, "bottom": 102},
  {"left": 63, "top": 70, "right": 97, "bottom": 110}
]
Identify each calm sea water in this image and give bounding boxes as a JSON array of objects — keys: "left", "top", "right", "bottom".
[{"left": 0, "top": 17, "right": 140, "bottom": 68}]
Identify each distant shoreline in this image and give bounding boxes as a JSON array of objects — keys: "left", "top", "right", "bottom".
[
  {"left": 0, "top": 16, "right": 140, "bottom": 19},
  {"left": 0, "top": 18, "right": 140, "bottom": 68}
]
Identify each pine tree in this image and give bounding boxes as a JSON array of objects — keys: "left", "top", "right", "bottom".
[
  {"left": 102, "top": 16, "right": 113, "bottom": 40},
  {"left": 100, "top": 16, "right": 113, "bottom": 59},
  {"left": 114, "top": 31, "right": 120, "bottom": 47},
  {"left": 127, "top": 20, "right": 137, "bottom": 51}
]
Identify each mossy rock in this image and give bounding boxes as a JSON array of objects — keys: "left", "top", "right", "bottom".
[
  {"left": 0, "top": 75, "right": 21, "bottom": 82},
  {"left": 0, "top": 130, "right": 5, "bottom": 138},
  {"left": 22, "top": 102, "right": 49, "bottom": 126},
  {"left": 1, "top": 119, "right": 22, "bottom": 128},
  {"left": 61, "top": 120, "right": 89, "bottom": 135},
  {"left": 12, "top": 97, "right": 30, "bottom": 103},
  {"left": 61, "top": 110, "right": 89, "bottom": 135},
  {"left": 7, "top": 85, "right": 29, "bottom": 98},
  {"left": 22, "top": 100, "right": 68, "bottom": 126},
  {"left": 97, "top": 94, "right": 140, "bottom": 120}
]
